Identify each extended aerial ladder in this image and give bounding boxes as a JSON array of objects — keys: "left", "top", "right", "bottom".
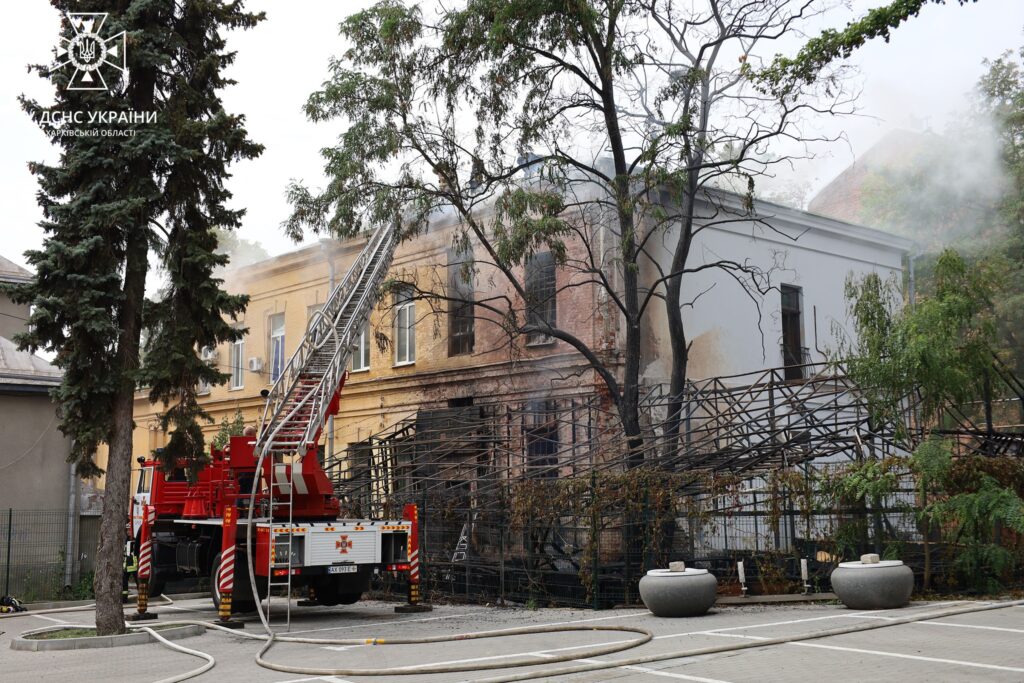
[{"left": 245, "top": 222, "right": 398, "bottom": 629}]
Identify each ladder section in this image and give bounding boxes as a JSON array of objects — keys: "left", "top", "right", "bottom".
[
  {"left": 257, "top": 222, "right": 396, "bottom": 458},
  {"left": 254, "top": 222, "right": 396, "bottom": 627}
]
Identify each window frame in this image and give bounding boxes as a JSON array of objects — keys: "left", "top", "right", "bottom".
[
  {"left": 351, "top": 325, "right": 371, "bottom": 372},
  {"left": 780, "top": 284, "right": 805, "bottom": 380},
  {"left": 227, "top": 335, "right": 242, "bottom": 389},
  {"left": 448, "top": 250, "right": 475, "bottom": 357},
  {"left": 525, "top": 251, "right": 557, "bottom": 346},
  {"left": 269, "top": 312, "right": 286, "bottom": 382},
  {"left": 394, "top": 288, "right": 416, "bottom": 366}
]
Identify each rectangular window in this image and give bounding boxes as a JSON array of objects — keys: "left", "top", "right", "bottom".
[
  {"left": 351, "top": 325, "right": 370, "bottom": 372},
  {"left": 781, "top": 285, "right": 804, "bottom": 380},
  {"left": 230, "top": 336, "right": 244, "bottom": 389},
  {"left": 394, "top": 288, "right": 415, "bottom": 365},
  {"left": 448, "top": 250, "right": 475, "bottom": 356},
  {"left": 269, "top": 313, "right": 286, "bottom": 382},
  {"left": 525, "top": 251, "right": 556, "bottom": 345},
  {"left": 525, "top": 399, "right": 559, "bottom": 478}
]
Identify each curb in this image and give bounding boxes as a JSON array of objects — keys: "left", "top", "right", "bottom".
[{"left": 11, "top": 624, "right": 205, "bottom": 651}]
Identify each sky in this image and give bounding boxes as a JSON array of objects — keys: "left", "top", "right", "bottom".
[{"left": 2, "top": 0, "right": 1023, "bottom": 271}]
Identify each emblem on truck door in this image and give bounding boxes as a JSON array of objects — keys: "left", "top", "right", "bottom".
[{"left": 336, "top": 535, "right": 353, "bottom": 554}]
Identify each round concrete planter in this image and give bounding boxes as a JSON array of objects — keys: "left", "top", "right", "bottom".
[
  {"left": 639, "top": 568, "right": 718, "bottom": 617},
  {"left": 11, "top": 624, "right": 204, "bottom": 651},
  {"left": 830, "top": 560, "right": 914, "bottom": 610}
]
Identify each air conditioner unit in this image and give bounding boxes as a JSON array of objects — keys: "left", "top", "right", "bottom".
[
  {"left": 200, "top": 347, "right": 218, "bottom": 362},
  {"left": 248, "top": 357, "right": 264, "bottom": 372}
]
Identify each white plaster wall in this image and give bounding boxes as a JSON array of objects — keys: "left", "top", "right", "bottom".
[{"left": 640, "top": 198, "right": 911, "bottom": 384}]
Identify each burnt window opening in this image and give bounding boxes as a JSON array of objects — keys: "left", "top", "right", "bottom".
[
  {"left": 781, "top": 284, "right": 805, "bottom": 380},
  {"left": 448, "top": 396, "right": 474, "bottom": 408},
  {"left": 525, "top": 399, "right": 559, "bottom": 478},
  {"left": 448, "top": 250, "right": 475, "bottom": 356},
  {"left": 525, "top": 251, "right": 556, "bottom": 345}
]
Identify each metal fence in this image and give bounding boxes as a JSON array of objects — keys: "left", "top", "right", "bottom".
[
  {"left": 0, "top": 509, "right": 97, "bottom": 602},
  {"left": 347, "top": 363, "right": 1024, "bottom": 608}
]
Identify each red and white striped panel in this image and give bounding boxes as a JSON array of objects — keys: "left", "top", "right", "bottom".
[
  {"left": 137, "top": 507, "right": 156, "bottom": 580},
  {"left": 217, "top": 545, "right": 235, "bottom": 593},
  {"left": 409, "top": 548, "right": 419, "bottom": 581}
]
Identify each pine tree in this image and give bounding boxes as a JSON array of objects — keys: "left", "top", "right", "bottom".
[{"left": 9, "top": 0, "right": 262, "bottom": 634}]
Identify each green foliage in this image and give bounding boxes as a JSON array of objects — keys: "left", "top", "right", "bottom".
[
  {"left": 909, "top": 436, "right": 953, "bottom": 489},
  {"left": 837, "top": 249, "right": 999, "bottom": 434},
  {"left": 211, "top": 409, "right": 247, "bottom": 451},
  {"left": 927, "top": 474, "right": 1024, "bottom": 591},
  {"left": 823, "top": 457, "right": 902, "bottom": 505},
  {"left": 756, "top": 1, "right": 977, "bottom": 99}
]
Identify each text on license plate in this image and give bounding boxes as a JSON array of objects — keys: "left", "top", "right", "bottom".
[{"left": 328, "top": 565, "right": 358, "bottom": 574}]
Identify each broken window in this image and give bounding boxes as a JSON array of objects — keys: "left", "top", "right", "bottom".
[
  {"left": 781, "top": 284, "right": 805, "bottom": 380},
  {"left": 448, "top": 249, "right": 475, "bottom": 356},
  {"left": 525, "top": 251, "right": 556, "bottom": 344},
  {"left": 394, "top": 287, "right": 416, "bottom": 365},
  {"left": 525, "top": 399, "right": 559, "bottom": 478}
]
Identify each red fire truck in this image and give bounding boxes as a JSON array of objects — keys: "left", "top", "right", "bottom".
[{"left": 128, "top": 223, "right": 415, "bottom": 615}]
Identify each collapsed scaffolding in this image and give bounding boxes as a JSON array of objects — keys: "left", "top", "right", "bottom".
[{"left": 327, "top": 362, "right": 1024, "bottom": 608}]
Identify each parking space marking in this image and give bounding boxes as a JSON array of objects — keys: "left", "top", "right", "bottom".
[
  {"left": 704, "top": 632, "right": 769, "bottom": 641},
  {"left": 619, "top": 666, "right": 735, "bottom": 683},
  {"left": 559, "top": 657, "right": 735, "bottom": 683},
  {"left": 790, "top": 642, "right": 1024, "bottom": 673},
  {"left": 919, "top": 621, "right": 1024, "bottom": 635},
  {"left": 836, "top": 613, "right": 897, "bottom": 621},
  {"left": 28, "top": 614, "right": 73, "bottom": 624},
  {"left": 287, "top": 611, "right": 472, "bottom": 635}
]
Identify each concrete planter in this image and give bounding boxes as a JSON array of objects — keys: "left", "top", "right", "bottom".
[
  {"left": 639, "top": 568, "right": 718, "bottom": 617},
  {"left": 11, "top": 624, "right": 204, "bottom": 651},
  {"left": 830, "top": 558, "right": 914, "bottom": 610}
]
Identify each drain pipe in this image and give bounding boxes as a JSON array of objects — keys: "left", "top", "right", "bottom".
[{"left": 63, "top": 447, "right": 78, "bottom": 589}]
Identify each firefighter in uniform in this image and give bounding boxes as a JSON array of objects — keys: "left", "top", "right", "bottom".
[{"left": 122, "top": 537, "right": 138, "bottom": 603}]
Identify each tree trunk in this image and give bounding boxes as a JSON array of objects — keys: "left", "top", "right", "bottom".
[
  {"left": 663, "top": 182, "right": 698, "bottom": 465},
  {"left": 94, "top": 229, "right": 149, "bottom": 635}
]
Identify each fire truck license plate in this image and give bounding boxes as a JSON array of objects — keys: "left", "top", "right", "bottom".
[{"left": 328, "top": 565, "right": 358, "bottom": 574}]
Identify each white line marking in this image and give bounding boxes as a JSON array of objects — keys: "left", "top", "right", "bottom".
[
  {"left": 287, "top": 611, "right": 471, "bottom": 635},
  {"left": 919, "top": 621, "right": 1024, "bottom": 635},
  {"left": 620, "top": 665, "right": 736, "bottom": 683},
  {"left": 790, "top": 642, "right": 1024, "bottom": 673},
  {"left": 703, "top": 632, "right": 769, "bottom": 641},
  {"left": 29, "top": 614, "right": 73, "bottom": 624},
  {"left": 555, "top": 657, "right": 735, "bottom": 683},
  {"left": 836, "top": 613, "right": 898, "bottom": 621}
]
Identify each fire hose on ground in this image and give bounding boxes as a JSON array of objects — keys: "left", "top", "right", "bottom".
[
  {"left": 125, "top": 597, "right": 1024, "bottom": 682},
  {"left": 5, "top": 592, "right": 1024, "bottom": 682}
]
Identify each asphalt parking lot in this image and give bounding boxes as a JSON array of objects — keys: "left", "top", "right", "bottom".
[{"left": 2, "top": 596, "right": 1022, "bottom": 682}]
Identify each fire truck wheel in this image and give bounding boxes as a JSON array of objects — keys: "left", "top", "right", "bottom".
[
  {"left": 210, "top": 551, "right": 260, "bottom": 612},
  {"left": 145, "top": 570, "right": 167, "bottom": 600}
]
